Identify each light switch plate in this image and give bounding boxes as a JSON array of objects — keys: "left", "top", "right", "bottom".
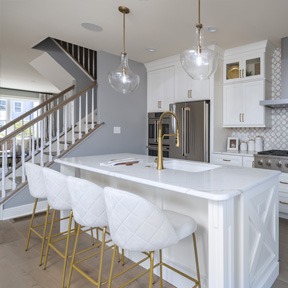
[{"left": 114, "top": 127, "right": 121, "bottom": 134}]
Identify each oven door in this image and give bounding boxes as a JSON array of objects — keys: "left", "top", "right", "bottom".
[
  {"left": 148, "top": 117, "right": 170, "bottom": 146},
  {"left": 147, "top": 144, "right": 169, "bottom": 158}
]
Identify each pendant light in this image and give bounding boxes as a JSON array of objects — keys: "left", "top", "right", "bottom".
[
  {"left": 180, "top": 0, "right": 218, "bottom": 80},
  {"left": 108, "top": 6, "right": 140, "bottom": 94}
]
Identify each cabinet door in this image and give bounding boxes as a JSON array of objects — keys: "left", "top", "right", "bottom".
[
  {"left": 175, "top": 64, "right": 210, "bottom": 102},
  {"left": 224, "top": 58, "right": 241, "bottom": 83},
  {"left": 242, "top": 156, "right": 254, "bottom": 168},
  {"left": 243, "top": 81, "right": 264, "bottom": 125},
  {"left": 223, "top": 84, "right": 243, "bottom": 126},
  {"left": 147, "top": 66, "right": 174, "bottom": 112},
  {"left": 243, "top": 53, "right": 263, "bottom": 81}
]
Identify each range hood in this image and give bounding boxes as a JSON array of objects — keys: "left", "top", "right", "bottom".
[{"left": 260, "top": 37, "right": 288, "bottom": 108}]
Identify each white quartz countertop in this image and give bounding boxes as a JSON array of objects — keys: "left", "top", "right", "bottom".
[{"left": 55, "top": 153, "right": 280, "bottom": 201}]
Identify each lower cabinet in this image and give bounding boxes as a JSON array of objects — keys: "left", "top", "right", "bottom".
[
  {"left": 212, "top": 153, "right": 254, "bottom": 168},
  {"left": 279, "top": 173, "right": 288, "bottom": 216}
]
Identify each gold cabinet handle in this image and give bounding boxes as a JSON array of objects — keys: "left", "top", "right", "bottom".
[
  {"left": 280, "top": 181, "right": 288, "bottom": 185},
  {"left": 280, "top": 201, "right": 288, "bottom": 205},
  {"left": 242, "top": 113, "right": 244, "bottom": 122},
  {"left": 239, "top": 113, "right": 241, "bottom": 122},
  {"left": 242, "top": 69, "right": 244, "bottom": 78},
  {"left": 188, "top": 90, "right": 192, "bottom": 98},
  {"left": 223, "top": 159, "right": 231, "bottom": 162}
]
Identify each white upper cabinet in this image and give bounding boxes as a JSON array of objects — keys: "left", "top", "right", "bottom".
[
  {"left": 223, "top": 40, "right": 275, "bottom": 128},
  {"left": 147, "top": 65, "right": 175, "bottom": 112},
  {"left": 174, "top": 63, "right": 210, "bottom": 102},
  {"left": 145, "top": 54, "right": 212, "bottom": 112},
  {"left": 224, "top": 53, "right": 264, "bottom": 84}
]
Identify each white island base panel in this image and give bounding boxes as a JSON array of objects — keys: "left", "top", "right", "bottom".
[{"left": 56, "top": 154, "right": 279, "bottom": 288}]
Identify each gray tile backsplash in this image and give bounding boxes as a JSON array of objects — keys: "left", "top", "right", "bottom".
[{"left": 231, "top": 48, "right": 288, "bottom": 150}]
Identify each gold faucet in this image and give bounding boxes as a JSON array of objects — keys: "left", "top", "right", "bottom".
[{"left": 157, "top": 111, "right": 180, "bottom": 170}]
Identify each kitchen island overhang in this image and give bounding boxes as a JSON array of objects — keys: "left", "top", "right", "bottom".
[{"left": 56, "top": 153, "right": 280, "bottom": 288}]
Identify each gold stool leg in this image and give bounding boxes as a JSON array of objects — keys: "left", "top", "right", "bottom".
[
  {"left": 107, "top": 244, "right": 117, "bottom": 288},
  {"left": 149, "top": 251, "right": 155, "bottom": 288},
  {"left": 61, "top": 210, "right": 73, "bottom": 288},
  {"left": 97, "top": 226, "right": 107, "bottom": 287},
  {"left": 43, "top": 209, "right": 56, "bottom": 270},
  {"left": 66, "top": 223, "right": 81, "bottom": 288},
  {"left": 193, "top": 233, "right": 201, "bottom": 288},
  {"left": 25, "top": 198, "right": 38, "bottom": 251},
  {"left": 39, "top": 204, "right": 50, "bottom": 266},
  {"left": 122, "top": 248, "right": 125, "bottom": 266},
  {"left": 90, "top": 227, "right": 95, "bottom": 245},
  {"left": 159, "top": 249, "right": 163, "bottom": 288}
]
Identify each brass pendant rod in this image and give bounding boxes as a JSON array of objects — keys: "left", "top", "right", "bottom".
[
  {"left": 196, "top": 0, "right": 202, "bottom": 53},
  {"left": 198, "top": 0, "right": 201, "bottom": 25},
  {"left": 123, "top": 11, "right": 126, "bottom": 54}
]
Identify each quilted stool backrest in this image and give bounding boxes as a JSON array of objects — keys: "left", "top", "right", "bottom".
[
  {"left": 104, "top": 187, "right": 179, "bottom": 252},
  {"left": 67, "top": 176, "right": 108, "bottom": 228},
  {"left": 42, "top": 168, "right": 71, "bottom": 210},
  {"left": 25, "top": 162, "right": 46, "bottom": 198}
]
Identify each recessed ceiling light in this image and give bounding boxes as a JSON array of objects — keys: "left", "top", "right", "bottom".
[
  {"left": 207, "top": 26, "right": 217, "bottom": 33},
  {"left": 146, "top": 47, "right": 157, "bottom": 52},
  {"left": 81, "top": 22, "right": 103, "bottom": 32}
]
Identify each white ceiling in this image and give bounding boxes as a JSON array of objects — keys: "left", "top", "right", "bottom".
[{"left": 1, "top": 0, "right": 288, "bottom": 93}]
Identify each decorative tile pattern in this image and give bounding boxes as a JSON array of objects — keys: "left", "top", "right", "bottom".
[{"left": 231, "top": 48, "right": 288, "bottom": 150}]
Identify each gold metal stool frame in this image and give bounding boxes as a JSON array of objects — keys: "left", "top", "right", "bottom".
[
  {"left": 43, "top": 210, "right": 98, "bottom": 288},
  {"left": 107, "top": 232, "right": 201, "bottom": 288}
]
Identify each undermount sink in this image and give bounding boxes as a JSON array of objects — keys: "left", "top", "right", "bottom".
[{"left": 148, "top": 160, "right": 220, "bottom": 173}]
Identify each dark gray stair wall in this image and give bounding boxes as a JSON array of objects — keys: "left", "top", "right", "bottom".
[
  {"left": 33, "top": 37, "right": 94, "bottom": 123},
  {"left": 3, "top": 50, "right": 147, "bottom": 210},
  {"left": 63, "top": 50, "right": 147, "bottom": 158}
]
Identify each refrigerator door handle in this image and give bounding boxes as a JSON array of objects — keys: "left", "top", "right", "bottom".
[
  {"left": 181, "top": 108, "right": 185, "bottom": 156},
  {"left": 183, "top": 107, "right": 190, "bottom": 156},
  {"left": 155, "top": 120, "right": 158, "bottom": 143}
]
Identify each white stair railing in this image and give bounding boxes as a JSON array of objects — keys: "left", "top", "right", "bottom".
[{"left": 0, "top": 81, "right": 97, "bottom": 200}]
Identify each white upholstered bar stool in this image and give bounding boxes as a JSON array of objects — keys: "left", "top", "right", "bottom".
[
  {"left": 42, "top": 167, "right": 73, "bottom": 288},
  {"left": 25, "top": 162, "right": 50, "bottom": 266},
  {"left": 66, "top": 176, "right": 110, "bottom": 288},
  {"left": 104, "top": 187, "right": 201, "bottom": 288}
]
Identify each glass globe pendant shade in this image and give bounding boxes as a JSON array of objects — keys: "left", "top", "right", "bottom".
[
  {"left": 108, "top": 53, "right": 140, "bottom": 94},
  {"left": 181, "top": 26, "right": 218, "bottom": 80}
]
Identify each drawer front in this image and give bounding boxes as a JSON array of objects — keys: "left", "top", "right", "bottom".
[
  {"left": 242, "top": 156, "right": 254, "bottom": 168},
  {"left": 212, "top": 154, "right": 242, "bottom": 167},
  {"left": 279, "top": 173, "right": 288, "bottom": 193},
  {"left": 279, "top": 192, "right": 288, "bottom": 214}
]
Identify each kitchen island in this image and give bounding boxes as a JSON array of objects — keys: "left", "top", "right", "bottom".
[{"left": 56, "top": 153, "right": 280, "bottom": 288}]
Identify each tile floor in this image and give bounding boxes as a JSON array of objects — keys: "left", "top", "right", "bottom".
[{"left": 0, "top": 213, "right": 287, "bottom": 287}]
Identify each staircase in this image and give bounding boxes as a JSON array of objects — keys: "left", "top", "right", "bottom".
[{"left": 0, "top": 81, "right": 103, "bottom": 204}]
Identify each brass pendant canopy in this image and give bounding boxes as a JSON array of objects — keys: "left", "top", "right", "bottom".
[
  {"left": 180, "top": 0, "right": 218, "bottom": 80},
  {"left": 108, "top": 6, "right": 140, "bottom": 94}
]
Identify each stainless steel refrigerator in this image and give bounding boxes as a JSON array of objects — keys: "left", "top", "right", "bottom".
[{"left": 169, "top": 101, "right": 210, "bottom": 162}]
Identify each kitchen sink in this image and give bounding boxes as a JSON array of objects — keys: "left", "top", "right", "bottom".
[{"left": 147, "top": 159, "right": 220, "bottom": 172}]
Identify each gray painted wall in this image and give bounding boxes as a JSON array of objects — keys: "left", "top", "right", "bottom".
[{"left": 4, "top": 50, "right": 147, "bottom": 209}]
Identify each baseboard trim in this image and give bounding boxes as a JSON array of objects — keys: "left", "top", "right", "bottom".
[{"left": 1, "top": 200, "right": 48, "bottom": 221}]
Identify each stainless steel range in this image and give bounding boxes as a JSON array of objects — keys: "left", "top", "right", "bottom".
[{"left": 254, "top": 150, "right": 288, "bottom": 172}]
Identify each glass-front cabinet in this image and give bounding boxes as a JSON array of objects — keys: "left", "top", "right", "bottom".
[{"left": 224, "top": 53, "right": 263, "bottom": 83}]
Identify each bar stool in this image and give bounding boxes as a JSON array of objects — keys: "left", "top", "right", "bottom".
[
  {"left": 42, "top": 167, "right": 95, "bottom": 288},
  {"left": 66, "top": 176, "right": 110, "bottom": 288},
  {"left": 25, "top": 162, "right": 50, "bottom": 266},
  {"left": 104, "top": 187, "right": 201, "bottom": 288}
]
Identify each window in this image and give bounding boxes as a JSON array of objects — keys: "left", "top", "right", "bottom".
[
  {"left": 0, "top": 99, "right": 6, "bottom": 111},
  {"left": 14, "top": 101, "right": 23, "bottom": 113},
  {"left": 0, "top": 120, "right": 6, "bottom": 127}
]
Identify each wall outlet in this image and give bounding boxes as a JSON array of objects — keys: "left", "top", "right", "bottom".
[{"left": 114, "top": 127, "right": 121, "bottom": 134}]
